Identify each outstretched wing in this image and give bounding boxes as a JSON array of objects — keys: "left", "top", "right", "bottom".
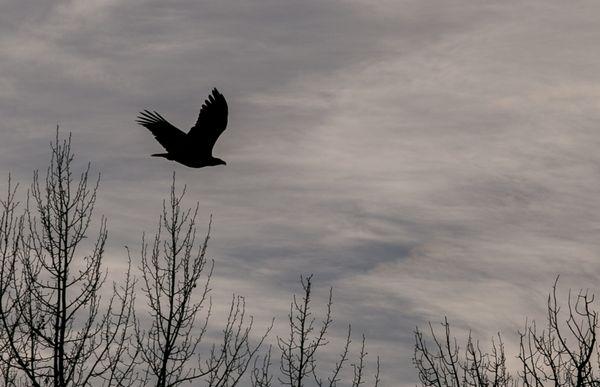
[
  {"left": 136, "top": 110, "right": 187, "bottom": 153},
  {"left": 188, "top": 88, "right": 228, "bottom": 154}
]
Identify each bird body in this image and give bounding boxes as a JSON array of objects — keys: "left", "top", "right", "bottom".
[
  {"left": 137, "top": 88, "right": 229, "bottom": 168},
  {"left": 151, "top": 152, "right": 226, "bottom": 168}
]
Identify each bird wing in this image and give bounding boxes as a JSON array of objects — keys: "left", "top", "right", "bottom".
[
  {"left": 188, "top": 88, "right": 228, "bottom": 154},
  {"left": 136, "top": 110, "right": 187, "bottom": 153}
]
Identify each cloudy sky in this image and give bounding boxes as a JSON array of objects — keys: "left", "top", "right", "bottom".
[{"left": 3, "top": 1, "right": 600, "bottom": 384}]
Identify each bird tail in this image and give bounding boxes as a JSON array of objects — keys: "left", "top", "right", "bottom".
[{"left": 151, "top": 153, "right": 169, "bottom": 158}]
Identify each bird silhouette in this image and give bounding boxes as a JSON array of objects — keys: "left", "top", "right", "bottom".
[{"left": 136, "top": 88, "right": 228, "bottom": 168}]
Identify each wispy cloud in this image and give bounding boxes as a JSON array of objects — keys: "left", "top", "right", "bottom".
[{"left": 3, "top": 1, "right": 600, "bottom": 384}]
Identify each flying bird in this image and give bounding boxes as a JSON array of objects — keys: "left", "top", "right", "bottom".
[{"left": 136, "top": 88, "right": 229, "bottom": 168}]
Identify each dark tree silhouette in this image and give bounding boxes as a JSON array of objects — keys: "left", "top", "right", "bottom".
[
  {"left": 414, "top": 318, "right": 511, "bottom": 386},
  {"left": 136, "top": 88, "right": 229, "bottom": 168},
  {"left": 414, "top": 278, "right": 600, "bottom": 387},
  {"left": 251, "top": 346, "right": 274, "bottom": 387},
  {"left": 135, "top": 176, "right": 271, "bottom": 387},
  {"left": 0, "top": 131, "right": 382, "bottom": 387},
  {"left": 0, "top": 132, "right": 137, "bottom": 387},
  {"left": 518, "top": 278, "right": 598, "bottom": 386},
  {"left": 276, "top": 275, "right": 380, "bottom": 387}
]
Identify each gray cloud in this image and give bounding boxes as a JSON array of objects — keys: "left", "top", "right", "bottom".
[{"left": 3, "top": 1, "right": 600, "bottom": 384}]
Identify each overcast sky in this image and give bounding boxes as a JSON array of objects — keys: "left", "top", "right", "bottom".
[{"left": 3, "top": 1, "right": 600, "bottom": 385}]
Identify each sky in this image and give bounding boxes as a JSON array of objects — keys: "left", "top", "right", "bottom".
[{"left": 3, "top": 1, "right": 600, "bottom": 385}]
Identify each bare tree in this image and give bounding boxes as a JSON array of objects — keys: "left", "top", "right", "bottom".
[
  {"left": 277, "top": 274, "right": 380, "bottom": 387},
  {"left": 414, "top": 278, "right": 600, "bottom": 387},
  {"left": 251, "top": 346, "right": 274, "bottom": 387},
  {"left": 0, "top": 132, "right": 137, "bottom": 387},
  {"left": 414, "top": 317, "right": 512, "bottom": 387},
  {"left": 518, "top": 278, "right": 598, "bottom": 386},
  {"left": 0, "top": 176, "right": 22, "bottom": 387},
  {"left": 135, "top": 176, "right": 271, "bottom": 387},
  {"left": 0, "top": 132, "right": 382, "bottom": 387}
]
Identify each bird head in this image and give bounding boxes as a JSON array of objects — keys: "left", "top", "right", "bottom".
[{"left": 213, "top": 158, "right": 227, "bottom": 166}]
